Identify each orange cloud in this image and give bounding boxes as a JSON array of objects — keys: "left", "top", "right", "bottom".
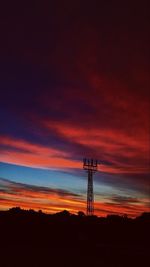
[
  {"left": 0, "top": 136, "right": 80, "bottom": 169},
  {"left": 0, "top": 179, "right": 149, "bottom": 217},
  {"left": 0, "top": 178, "right": 84, "bottom": 214}
]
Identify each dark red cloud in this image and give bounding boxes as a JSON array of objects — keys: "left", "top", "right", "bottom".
[{"left": 0, "top": 1, "right": 149, "bottom": 215}]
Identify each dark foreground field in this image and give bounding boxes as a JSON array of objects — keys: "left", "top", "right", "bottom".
[{"left": 0, "top": 208, "right": 149, "bottom": 267}]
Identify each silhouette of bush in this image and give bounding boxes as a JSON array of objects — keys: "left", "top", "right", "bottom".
[{"left": 78, "top": 211, "right": 85, "bottom": 217}]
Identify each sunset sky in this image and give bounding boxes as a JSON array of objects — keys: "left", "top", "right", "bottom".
[{"left": 0, "top": 1, "right": 149, "bottom": 217}]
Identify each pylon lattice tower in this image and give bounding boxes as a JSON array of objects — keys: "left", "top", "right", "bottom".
[{"left": 83, "top": 158, "right": 98, "bottom": 216}]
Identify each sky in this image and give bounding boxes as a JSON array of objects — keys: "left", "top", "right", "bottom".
[{"left": 0, "top": 1, "right": 150, "bottom": 217}]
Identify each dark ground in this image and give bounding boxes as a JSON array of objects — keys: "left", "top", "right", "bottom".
[{"left": 0, "top": 208, "right": 149, "bottom": 267}]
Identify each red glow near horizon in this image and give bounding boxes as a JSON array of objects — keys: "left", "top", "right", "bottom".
[
  {"left": 0, "top": 177, "right": 150, "bottom": 217},
  {"left": 1, "top": 189, "right": 149, "bottom": 218}
]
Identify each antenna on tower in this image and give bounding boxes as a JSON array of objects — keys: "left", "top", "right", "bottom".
[{"left": 83, "top": 158, "right": 98, "bottom": 216}]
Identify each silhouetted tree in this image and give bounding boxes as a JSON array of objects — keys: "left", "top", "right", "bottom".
[
  {"left": 55, "top": 210, "right": 71, "bottom": 218},
  {"left": 9, "top": 207, "right": 22, "bottom": 213},
  {"left": 78, "top": 211, "right": 85, "bottom": 217}
]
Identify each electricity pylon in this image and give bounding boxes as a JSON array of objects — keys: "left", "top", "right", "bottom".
[{"left": 83, "top": 158, "right": 98, "bottom": 216}]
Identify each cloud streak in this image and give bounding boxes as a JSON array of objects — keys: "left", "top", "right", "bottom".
[
  {"left": 0, "top": 178, "right": 149, "bottom": 217},
  {"left": 0, "top": 178, "right": 84, "bottom": 214}
]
